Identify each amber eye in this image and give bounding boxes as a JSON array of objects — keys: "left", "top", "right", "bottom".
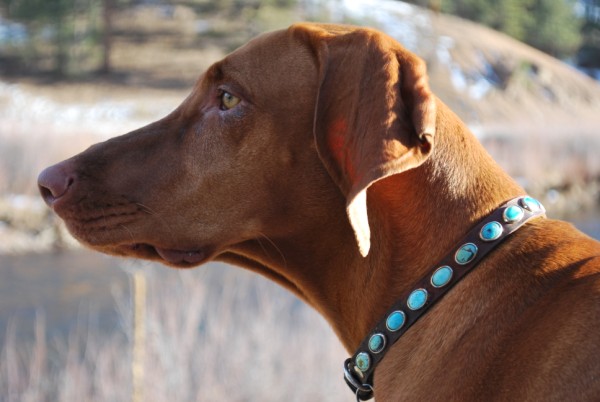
[{"left": 220, "top": 91, "right": 240, "bottom": 110}]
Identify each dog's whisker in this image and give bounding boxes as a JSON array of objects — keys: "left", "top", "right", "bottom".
[
  {"left": 135, "top": 202, "right": 156, "bottom": 215},
  {"left": 256, "top": 232, "right": 287, "bottom": 269},
  {"left": 120, "top": 224, "right": 135, "bottom": 243},
  {"left": 135, "top": 202, "right": 178, "bottom": 242}
]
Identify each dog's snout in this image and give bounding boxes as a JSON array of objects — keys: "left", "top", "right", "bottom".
[{"left": 37, "top": 161, "right": 76, "bottom": 207}]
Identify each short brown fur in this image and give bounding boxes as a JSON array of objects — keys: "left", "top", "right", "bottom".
[{"left": 38, "top": 24, "right": 600, "bottom": 401}]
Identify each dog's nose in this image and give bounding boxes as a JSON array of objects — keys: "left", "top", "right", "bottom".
[{"left": 37, "top": 161, "right": 76, "bottom": 207}]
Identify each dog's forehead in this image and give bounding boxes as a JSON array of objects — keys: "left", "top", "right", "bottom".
[
  {"left": 227, "top": 28, "right": 295, "bottom": 62},
  {"left": 214, "top": 29, "right": 316, "bottom": 87}
]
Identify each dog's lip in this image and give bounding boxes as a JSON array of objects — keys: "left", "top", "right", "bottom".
[
  {"left": 153, "top": 247, "right": 207, "bottom": 265},
  {"left": 126, "top": 243, "right": 211, "bottom": 267}
]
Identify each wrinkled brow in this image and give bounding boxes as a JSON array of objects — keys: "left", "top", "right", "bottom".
[
  {"left": 205, "top": 57, "right": 246, "bottom": 84},
  {"left": 205, "top": 62, "right": 224, "bottom": 82}
]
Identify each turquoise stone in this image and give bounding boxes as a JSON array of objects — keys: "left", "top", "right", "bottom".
[
  {"left": 355, "top": 352, "right": 370, "bottom": 372},
  {"left": 480, "top": 221, "right": 503, "bottom": 242},
  {"left": 407, "top": 288, "right": 428, "bottom": 310},
  {"left": 386, "top": 310, "right": 406, "bottom": 332},
  {"left": 368, "top": 333, "right": 386, "bottom": 354},
  {"left": 431, "top": 266, "right": 453, "bottom": 288},
  {"left": 503, "top": 205, "right": 524, "bottom": 223},
  {"left": 520, "top": 196, "right": 542, "bottom": 212},
  {"left": 455, "top": 243, "right": 478, "bottom": 265}
]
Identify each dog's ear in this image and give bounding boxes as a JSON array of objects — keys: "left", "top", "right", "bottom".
[{"left": 294, "top": 24, "right": 436, "bottom": 257}]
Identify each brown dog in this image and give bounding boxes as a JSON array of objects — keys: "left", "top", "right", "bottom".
[{"left": 38, "top": 23, "right": 600, "bottom": 401}]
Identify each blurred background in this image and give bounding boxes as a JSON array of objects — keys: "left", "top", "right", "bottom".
[{"left": 0, "top": 0, "right": 599, "bottom": 400}]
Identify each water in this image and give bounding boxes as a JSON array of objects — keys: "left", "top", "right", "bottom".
[{"left": 0, "top": 251, "right": 128, "bottom": 342}]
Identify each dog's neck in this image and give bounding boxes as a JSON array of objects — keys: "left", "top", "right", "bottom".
[{"left": 223, "top": 100, "right": 524, "bottom": 352}]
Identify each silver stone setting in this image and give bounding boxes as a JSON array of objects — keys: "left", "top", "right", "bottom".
[
  {"left": 355, "top": 352, "right": 371, "bottom": 373},
  {"left": 368, "top": 333, "right": 386, "bottom": 354},
  {"left": 503, "top": 205, "right": 524, "bottom": 223},
  {"left": 480, "top": 221, "right": 503, "bottom": 241},
  {"left": 386, "top": 310, "right": 406, "bottom": 332},
  {"left": 431, "top": 266, "right": 453, "bottom": 288},
  {"left": 455, "top": 243, "right": 478, "bottom": 265},
  {"left": 407, "top": 288, "right": 428, "bottom": 310}
]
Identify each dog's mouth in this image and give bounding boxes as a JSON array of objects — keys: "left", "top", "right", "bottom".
[
  {"left": 47, "top": 197, "right": 217, "bottom": 268},
  {"left": 120, "top": 243, "right": 213, "bottom": 268},
  {"left": 51, "top": 201, "right": 212, "bottom": 268}
]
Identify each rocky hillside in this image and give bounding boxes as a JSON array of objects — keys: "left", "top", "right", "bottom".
[{"left": 324, "top": 0, "right": 600, "bottom": 130}]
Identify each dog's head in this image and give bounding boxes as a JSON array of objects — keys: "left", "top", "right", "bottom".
[{"left": 38, "top": 23, "right": 436, "bottom": 267}]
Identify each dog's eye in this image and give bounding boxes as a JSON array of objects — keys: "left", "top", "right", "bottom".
[{"left": 220, "top": 91, "right": 240, "bottom": 110}]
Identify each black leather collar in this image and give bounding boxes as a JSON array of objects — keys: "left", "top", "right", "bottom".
[{"left": 344, "top": 196, "right": 546, "bottom": 401}]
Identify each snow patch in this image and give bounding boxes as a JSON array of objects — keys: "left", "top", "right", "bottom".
[
  {"left": 0, "top": 81, "right": 177, "bottom": 138},
  {"left": 435, "top": 37, "right": 496, "bottom": 100},
  {"left": 316, "top": 0, "right": 431, "bottom": 53},
  {"left": 0, "top": 82, "right": 135, "bottom": 126}
]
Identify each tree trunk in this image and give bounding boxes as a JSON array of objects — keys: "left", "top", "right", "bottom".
[{"left": 100, "top": 0, "right": 114, "bottom": 74}]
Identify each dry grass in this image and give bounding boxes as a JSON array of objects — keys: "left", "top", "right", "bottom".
[
  {"left": 480, "top": 126, "right": 600, "bottom": 216},
  {"left": 0, "top": 262, "right": 349, "bottom": 401}
]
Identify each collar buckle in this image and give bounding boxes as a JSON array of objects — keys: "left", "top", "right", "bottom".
[{"left": 343, "top": 358, "right": 374, "bottom": 400}]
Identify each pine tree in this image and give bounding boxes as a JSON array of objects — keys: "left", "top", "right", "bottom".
[
  {"left": 525, "top": 0, "right": 582, "bottom": 58},
  {"left": 439, "top": 0, "right": 582, "bottom": 59}
]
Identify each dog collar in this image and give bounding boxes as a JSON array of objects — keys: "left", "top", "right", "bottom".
[{"left": 343, "top": 196, "right": 546, "bottom": 401}]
